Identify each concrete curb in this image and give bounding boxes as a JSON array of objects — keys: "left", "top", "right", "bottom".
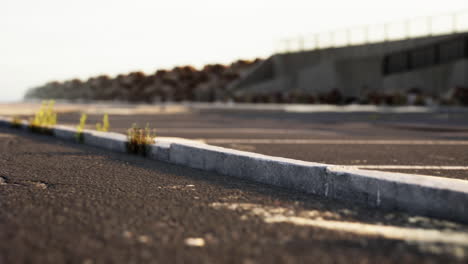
[{"left": 1, "top": 116, "right": 467, "bottom": 223}]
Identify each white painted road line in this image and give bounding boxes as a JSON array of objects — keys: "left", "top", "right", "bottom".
[
  {"left": 211, "top": 202, "right": 468, "bottom": 258},
  {"left": 203, "top": 139, "right": 468, "bottom": 145},
  {"left": 157, "top": 128, "right": 323, "bottom": 134},
  {"left": 344, "top": 165, "right": 468, "bottom": 170},
  {"left": 211, "top": 202, "right": 468, "bottom": 246}
]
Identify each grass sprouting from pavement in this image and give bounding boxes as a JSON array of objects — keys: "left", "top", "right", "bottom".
[
  {"left": 29, "top": 100, "right": 57, "bottom": 135},
  {"left": 126, "top": 123, "right": 156, "bottom": 156},
  {"left": 75, "top": 113, "right": 87, "bottom": 143},
  {"left": 96, "top": 113, "right": 110, "bottom": 132}
]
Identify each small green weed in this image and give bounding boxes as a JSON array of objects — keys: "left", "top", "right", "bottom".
[
  {"left": 126, "top": 123, "right": 156, "bottom": 156},
  {"left": 11, "top": 116, "right": 23, "bottom": 129},
  {"left": 75, "top": 113, "right": 87, "bottom": 143},
  {"left": 29, "top": 100, "right": 57, "bottom": 135},
  {"left": 96, "top": 113, "right": 110, "bottom": 132}
]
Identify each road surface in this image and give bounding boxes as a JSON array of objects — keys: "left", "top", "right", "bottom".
[{"left": 1, "top": 128, "right": 468, "bottom": 263}]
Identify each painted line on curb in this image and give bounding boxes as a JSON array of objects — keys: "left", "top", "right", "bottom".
[{"left": 1, "top": 116, "right": 468, "bottom": 224}]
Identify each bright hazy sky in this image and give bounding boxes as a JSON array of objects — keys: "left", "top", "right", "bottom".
[{"left": 1, "top": 0, "right": 467, "bottom": 102}]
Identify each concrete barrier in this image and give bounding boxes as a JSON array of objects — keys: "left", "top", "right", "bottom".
[
  {"left": 166, "top": 141, "right": 468, "bottom": 223},
  {"left": 53, "top": 125, "right": 77, "bottom": 141},
  {"left": 0, "top": 116, "right": 467, "bottom": 223},
  {"left": 325, "top": 167, "right": 468, "bottom": 221},
  {"left": 82, "top": 130, "right": 127, "bottom": 153}
]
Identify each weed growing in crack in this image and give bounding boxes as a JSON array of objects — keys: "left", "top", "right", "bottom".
[
  {"left": 75, "top": 113, "right": 87, "bottom": 143},
  {"left": 126, "top": 123, "right": 156, "bottom": 156},
  {"left": 96, "top": 113, "right": 110, "bottom": 132},
  {"left": 29, "top": 100, "right": 57, "bottom": 135}
]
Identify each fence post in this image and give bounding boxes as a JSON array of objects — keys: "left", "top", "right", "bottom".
[
  {"left": 363, "top": 26, "right": 369, "bottom": 44},
  {"left": 346, "top": 29, "right": 351, "bottom": 46},
  {"left": 299, "top": 36, "right": 305, "bottom": 51},
  {"left": 314, "top": 34, "right": 320, "bottom": 50},
  {"left": 330, "top": 31, "right": 335, "bottom": 48},
  {"left": 284, "top": 39, "right": 290, "bottom": 53},
  {"left": 405, "top": 19, "right": 411, "bottom": 39},
  {"left": 427, "top": 16, "right": 433, "bottom": 36},
  {"left": 452, "top": 13, "right": 458, "bottom": 33},
  {"left": 383, "top": 23, "right": 389, "bottom": 42},
  {"left": 277, "top": 10, "right": 468, "bottom": 55}
]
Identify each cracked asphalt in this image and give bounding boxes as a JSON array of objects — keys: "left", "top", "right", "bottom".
[{"left": 1, "top": 127, "right": 468, "bottom": 263}]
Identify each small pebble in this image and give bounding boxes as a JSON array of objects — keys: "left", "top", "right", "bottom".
[
  {"left": 138, "top": 235, "right": 151, "bottom": 243},
  {"left": 123, "top": 231, "right": 133, "bottom": 238},
  {"left": 184, "top": 237, "right": 205, "bottom": 247}
]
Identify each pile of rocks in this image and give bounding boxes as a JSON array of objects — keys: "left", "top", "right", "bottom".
[
  {"left": 25, "top": 59, "right": 262, "bottom": 103},
  {"left": 230, "top": 86, "right": 468, "bottom": 106}
]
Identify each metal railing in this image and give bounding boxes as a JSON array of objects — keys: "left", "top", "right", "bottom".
[{"left": 276, "top": 10, "right": 468, "bottom": 53}]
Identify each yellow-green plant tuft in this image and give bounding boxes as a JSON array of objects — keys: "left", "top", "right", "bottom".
[
  {"left": 29, "top": 100, "right": 57, "bottom": 134},
  {"left": 126, "top": 123, "right": 156, "bottom": 156},
  {"left": 75, "top": 113, "right": 87, "bottom": 143},
  {"left": 96, "top": 113, "right": 110, "bottom": 132}
]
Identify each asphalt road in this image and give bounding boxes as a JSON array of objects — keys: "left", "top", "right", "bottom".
[
  {"left": 1, "top": 128, "right": 468, "bottom": 263},
  {"left": 50, "top": 108, "right": 468, "bottom": 180}
]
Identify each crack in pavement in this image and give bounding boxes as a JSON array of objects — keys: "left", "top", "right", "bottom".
[{"left": 0, "top": 176, "right": 50, "bottom": 189}]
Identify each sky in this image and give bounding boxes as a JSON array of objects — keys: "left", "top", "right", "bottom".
[{"left": 1, "top": 0, "right": 467, "bottom": 102}]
